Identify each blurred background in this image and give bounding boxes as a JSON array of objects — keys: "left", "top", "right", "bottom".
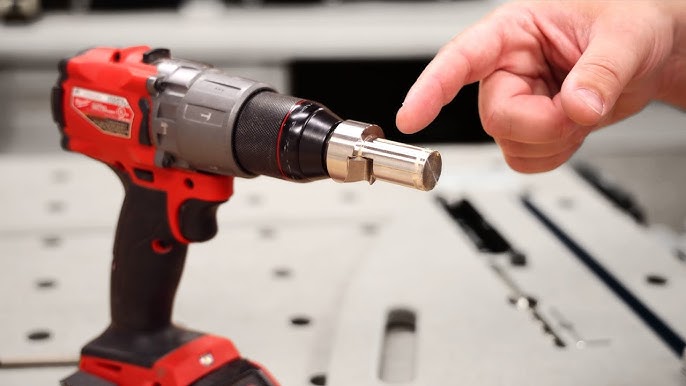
[{"left": 0, "top": 1, "right": 685, "bottom": 385}]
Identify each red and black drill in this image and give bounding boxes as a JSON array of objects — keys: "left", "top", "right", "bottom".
[{"left": 51, "top": 46, "right": 441, "bottom": 386}]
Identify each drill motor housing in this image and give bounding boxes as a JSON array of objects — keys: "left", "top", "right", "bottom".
[{"left": 53, "top": 46, "right": 236, "bottom": 244}]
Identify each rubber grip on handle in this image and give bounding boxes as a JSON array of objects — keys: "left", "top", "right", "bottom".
[
  {"left": 82, "top": 169, "right": 207, "bottom": 366},
  {"left": 110, "top": 169, "right": 187, "bottom": 331}
]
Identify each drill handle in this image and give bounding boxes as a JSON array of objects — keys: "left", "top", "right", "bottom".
[
  {"left": 80, "top": 168, "right": 232, "bottom": 365},
  {"left": 110, "top": 169, "right": 188, "bottom": 332}
]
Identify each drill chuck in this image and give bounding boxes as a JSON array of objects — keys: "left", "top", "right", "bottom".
[
  {"left": 233, "top": 92, "right": 442, "bottom": 190},
  {"left": 233, "top": 91, "right": 338, "bottom": 182}
]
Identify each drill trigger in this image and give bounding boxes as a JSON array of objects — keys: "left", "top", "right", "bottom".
[{"left": 178, "top": 198, "right": 226, "bottom": 242}]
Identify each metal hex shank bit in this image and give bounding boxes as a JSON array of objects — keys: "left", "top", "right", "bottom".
[{"left": 326, "top": 120, "right": 442, "bottom": 191}]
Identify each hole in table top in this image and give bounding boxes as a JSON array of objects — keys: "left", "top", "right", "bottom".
[
  {"left": 42, "top": 235, "right": 62, "bottom": 247},
  {"left": 646, "top": 274, "right": 668, "bottom": 286},
  {"left": 36, "top": 279, "right": 57, "bottom": 289},
  {"left": 309, "top": 373, "right": 327, "bottom": 385},
  {"left": 27, "top": 330, "right": 52, "bottom": 341},
  {"left": 290, "top": 316, "right": 311, "bottom": 327},
  {"left": 273, "top": 267, "right": 292, "bottom": 279},
  {"left": 46, "top": 201, "right": 65, "bottom": 214}
]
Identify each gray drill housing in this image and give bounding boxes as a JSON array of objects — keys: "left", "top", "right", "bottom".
[{"left": 148, "top": 58, "right": 274, "bottom": 178}]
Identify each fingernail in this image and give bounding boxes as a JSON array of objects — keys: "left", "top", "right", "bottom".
[{"left": 575, "top": 88, "right": 604, "bottom": 115}]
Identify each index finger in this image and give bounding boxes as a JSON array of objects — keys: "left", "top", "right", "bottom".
[{"left": 396, "top": 11, "right": 506, "bottom": 134}]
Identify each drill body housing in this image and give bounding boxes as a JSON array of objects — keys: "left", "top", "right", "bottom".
[{"left": 54, "top": 46, "right": 235, "bottom": 244}]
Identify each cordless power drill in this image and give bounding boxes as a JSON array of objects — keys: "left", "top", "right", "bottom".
[{"left": 51, "top": 46, "right": 441, "bottom": 386}]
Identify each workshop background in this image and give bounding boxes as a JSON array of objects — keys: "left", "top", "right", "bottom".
[{"left": 1, "top": 1, "right": 685, "bottom": 386}]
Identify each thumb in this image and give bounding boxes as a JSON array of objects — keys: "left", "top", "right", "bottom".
[{"left": 561, "top": 22, "right": 651, "bottom": 126}]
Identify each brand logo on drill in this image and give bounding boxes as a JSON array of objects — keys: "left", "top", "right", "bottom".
[{"left": 71, "top": 87, "right": 134, "bottom": 138}]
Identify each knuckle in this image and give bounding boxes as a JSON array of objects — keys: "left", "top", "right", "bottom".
[
  {"left": 553, "top": 123, "right": 568, "bottom": 142},
  {"left": 482, "top": 107, "right": 512, "bottom": 139},
  {"left": 495, "top": 138, "right": 515, "bottom": 152},
  {"left": 433, "top": 73, "right": 452, "bottom": 105},
  {"left": 580, "top": 56, "right": 625, "bottom": 93}
]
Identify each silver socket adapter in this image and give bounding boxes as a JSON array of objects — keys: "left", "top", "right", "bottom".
[{"left": 326, "top": 120, "right": 442, "bottom": 191}]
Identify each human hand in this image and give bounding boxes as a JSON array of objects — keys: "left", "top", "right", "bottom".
[{"left": 397, "top": 1, "right": 686, "bottom": 172}]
